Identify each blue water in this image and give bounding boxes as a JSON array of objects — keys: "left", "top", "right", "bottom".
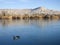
[{"left": 0, "top": 20, "right": 60, "bottom": 45}]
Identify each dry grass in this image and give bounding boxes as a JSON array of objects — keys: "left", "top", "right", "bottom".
[{"left": 0, "top": 14, "right": 60, "bottom": 20}]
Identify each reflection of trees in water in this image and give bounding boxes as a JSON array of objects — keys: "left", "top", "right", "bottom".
[
  {"left": 1, "top": 20, "right": 10, "bottom": 26},
  {"left": 22, "top": 19, "right": 30, "bottom": 24},
  {"left": 2, "top": 20, "right": 7, "bottom": 26},
  {"left": 13, "top": 36, "right": 20, "bottom": 40},
  {"left": 0, "top": 19, "right": 59, "bottom": 28}
]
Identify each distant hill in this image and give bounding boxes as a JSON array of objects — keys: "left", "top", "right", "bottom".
[
  {"left": 0, "top": 7, "right": 60, "bottom": 16},
  {"left": 31, "top": 7, "right": 60, "bottom": 15}
]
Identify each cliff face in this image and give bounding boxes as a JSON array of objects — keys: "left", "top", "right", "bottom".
[{"left": 0, "top": 7, "right": 60, "bottom": 16}]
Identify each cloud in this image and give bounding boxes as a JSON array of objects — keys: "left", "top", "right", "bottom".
[
  {"left": 19, "top": 0, "right": 30, "bottom": 2},
  {"left": 0, "top": 0, "right": 30, "bottom": 3},
  {"left": 0, "top": 0, "right": 16, "bottom": 3}
]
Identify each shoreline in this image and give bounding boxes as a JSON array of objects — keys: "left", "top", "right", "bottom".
[{"left": 0, "top": 14, "right": 60, "bottom": 20}]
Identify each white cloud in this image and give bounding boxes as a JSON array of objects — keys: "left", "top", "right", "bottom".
[
  {"left": 0, "top": 0, "right": 30, "bottom": 3},
  {"left": 19, "top": 0, "right": 30, "bottom": 2},
  {"left": 0, "top": 0, "right": 16, "bottom": 3}
]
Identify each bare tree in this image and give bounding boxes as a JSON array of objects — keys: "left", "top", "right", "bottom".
[{"left": 2, "top": 11, "right": 5, "bottom": 16}]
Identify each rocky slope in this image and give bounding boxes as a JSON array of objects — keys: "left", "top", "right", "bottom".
[
  {"left": 30, "top": 7, "right": 60, "bottom": 15},
  {"left": 0, "top": 7, "right": 60, "bottom": 16}
]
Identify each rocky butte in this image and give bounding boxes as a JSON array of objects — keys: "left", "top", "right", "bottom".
[{"left": 0, "top": 7, "right": 60, "bottom": 20}]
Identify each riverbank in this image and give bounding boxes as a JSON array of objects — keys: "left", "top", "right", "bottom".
[{"left": 0, "top": 14, "right": 60, "bottom": 20}]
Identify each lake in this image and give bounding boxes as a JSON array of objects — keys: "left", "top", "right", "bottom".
[{"left": 0, "top": 19, "right": 60, "bottom": 45}]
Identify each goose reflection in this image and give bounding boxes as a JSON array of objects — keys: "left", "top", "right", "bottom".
[{"left": 13, "top": 36, "right": 20, "bottom": 40}]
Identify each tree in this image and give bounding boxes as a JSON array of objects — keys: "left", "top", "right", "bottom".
[{"left": 2, "top": 11, "right": 5, "bottom": 16}]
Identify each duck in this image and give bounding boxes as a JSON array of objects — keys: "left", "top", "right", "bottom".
[{"left": 13, "top": 36, "right": 20, "bottom": 40}]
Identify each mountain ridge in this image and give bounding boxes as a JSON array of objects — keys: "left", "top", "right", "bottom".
[{"left": 0, "top": 6, "right": 60, "bottom": 15}]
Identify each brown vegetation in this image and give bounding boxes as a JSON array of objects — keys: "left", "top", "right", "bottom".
[{"left": 0, "top": 14, "right": 60, "bottom": 20}]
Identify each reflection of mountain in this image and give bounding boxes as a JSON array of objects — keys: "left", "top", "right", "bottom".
[
  {"left": 0, "top": 7, "right": 60, "bottom": 16},
  {"left": 0, "top": 20, "right": 59, "bottom": 28}
]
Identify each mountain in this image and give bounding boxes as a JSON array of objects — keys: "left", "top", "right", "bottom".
[
  {"left": 0, "top": 7, "right": 60, "bottom": 16},
  {"left": 30, "top": 7, "right": 60, "bottom": 15}
]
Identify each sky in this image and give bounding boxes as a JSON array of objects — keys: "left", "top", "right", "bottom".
[{"left": 0, "top": 0, "right": 60, "bottom": 10}]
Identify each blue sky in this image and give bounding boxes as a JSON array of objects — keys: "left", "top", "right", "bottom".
[{"left": 0, "top": 0, "right": 60, "bottom": 10}]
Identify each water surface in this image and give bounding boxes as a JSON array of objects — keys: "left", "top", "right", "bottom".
[{"left": 0, "top": 19, "right": 60, "bottom": 45}]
